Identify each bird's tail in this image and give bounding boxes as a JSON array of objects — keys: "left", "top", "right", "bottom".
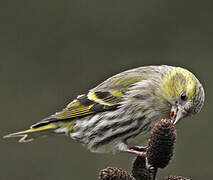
[{"left": 3, "top": 121, "right": 73, "bottom": 143}]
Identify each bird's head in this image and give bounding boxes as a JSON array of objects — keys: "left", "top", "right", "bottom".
[{"left": 160, "top": 67, "right": 205, "bottom": 124}]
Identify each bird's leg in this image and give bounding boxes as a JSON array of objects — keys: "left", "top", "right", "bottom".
[
  {"left": 117, "top": 142, "right": 147, "bottom": 156},
  {"left": 124, "top": 145, "right": 147, "bottom": 156},
  {"left": 124, "top": 148, "right": 146, "bottom": 156},
  {"left": 125, "top": 145, "right": 147, "bottom": 156},
  {"left": 129, "top": 145, "right": 147, "bottom": 152},
  {"left": 126, "top": 146, "right": 155, "bottom": 172}
]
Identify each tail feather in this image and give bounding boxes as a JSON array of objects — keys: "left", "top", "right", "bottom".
[{"left": 3, "top": 124, "right": 57, "bottom": 143}]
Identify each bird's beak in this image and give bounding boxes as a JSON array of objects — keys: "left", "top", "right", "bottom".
[{"left": 170, "top": 104, "right": 188, "bottom": 124}]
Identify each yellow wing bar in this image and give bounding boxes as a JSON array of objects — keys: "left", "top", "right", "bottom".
[{"left": 31, "top": 91, "right": 123, "bottom": 128}]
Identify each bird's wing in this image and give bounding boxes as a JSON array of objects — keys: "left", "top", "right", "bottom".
[
  {"left": 31, "top": 91, "right": 122, "bottom": 128},
  {"left": 32, "top": 73, "right": 143, "bottom": 128}
]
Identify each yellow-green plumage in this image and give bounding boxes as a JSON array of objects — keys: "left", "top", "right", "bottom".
[{"left": 4, "top": 65, "right": 205, "bottom": 154}]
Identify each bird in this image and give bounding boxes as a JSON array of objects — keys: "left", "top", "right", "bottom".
[{"left": 4, "top": 65, "right": 205, "bottom": 156}]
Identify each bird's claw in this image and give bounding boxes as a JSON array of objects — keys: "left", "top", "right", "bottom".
[{"left": 145, "top": 156, "right": 155, "bottom": 170}]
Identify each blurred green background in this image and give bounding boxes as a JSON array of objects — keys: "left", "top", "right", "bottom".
[{"left": 1, "top": 0, "right": 213, "bottom": 179}]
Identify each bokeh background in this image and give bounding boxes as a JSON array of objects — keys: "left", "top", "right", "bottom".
[{"left": 1, "top": 0, "right": 213, "bottom": 179}]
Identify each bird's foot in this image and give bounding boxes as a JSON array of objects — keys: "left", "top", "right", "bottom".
[
  {"left": 126, "top": 147, "right": 155, "bottom": 170},
  {"left": 144, "top": 156, "right": 154, "bottom": 170}
]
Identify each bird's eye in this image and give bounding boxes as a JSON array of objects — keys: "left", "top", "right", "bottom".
[{"left": 180, "top": 92, "right": 187, "bottom": 101}]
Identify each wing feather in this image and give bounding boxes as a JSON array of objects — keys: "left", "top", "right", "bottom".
[
  {"left": 32, "top": 71, "right": 144, "bottom": 128},
  {"left": 31, "top": 91, "right": 121, "bottom": 128}
]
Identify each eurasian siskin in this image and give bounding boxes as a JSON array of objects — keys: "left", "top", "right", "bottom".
[{"left": 4, "top": 65, "right": 205, "bottom": 155}]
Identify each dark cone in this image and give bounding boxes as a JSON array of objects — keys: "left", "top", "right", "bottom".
[
  {"left": 99, "top": 167, "right": 134, "bottom": 180},
  {"left": 146, "top": 119, "right": 176, "bottom": 169},
  {"left": 165, "top": 175, "right": 191, "bottom": 180},
  {"left": 132, "top": 155, "right": 151, "bottom": 180}
]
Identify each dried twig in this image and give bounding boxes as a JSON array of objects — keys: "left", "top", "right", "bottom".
[
  {"left": 165, "top": 176, "right": 191, "bottom": 180},
  {"left": 99, "top": 167, "right": 134, "bottom": 180}
]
